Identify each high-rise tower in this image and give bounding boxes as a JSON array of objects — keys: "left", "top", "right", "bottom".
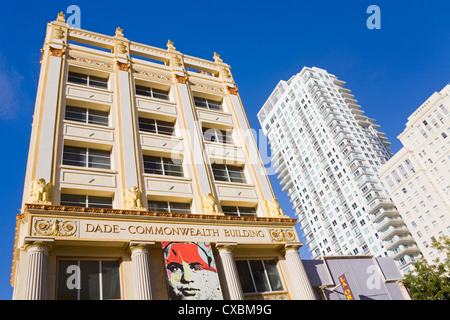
[{"left": 258, "top": 66, "right": 421, "bottom": 274}]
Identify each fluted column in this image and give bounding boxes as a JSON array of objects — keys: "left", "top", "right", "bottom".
[
  {"left": 216, "top": 243, "right": 244, "bottom": 300},
  {"left": 22, "top": 240, "right": 53, "bottom": 300},
  {"left": 283, "top": 243, "right": 316, "bottom": 300},
  {"left": 130, "top": 241, "right": 154, "bottom": 300}
]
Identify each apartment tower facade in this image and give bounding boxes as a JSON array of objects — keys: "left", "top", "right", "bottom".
[
  {"left": 380, "top": 85, "right": 450, "bottom": 264},
  {"left": 11, "top": 13, "right": 317, "bottom": 300},
  {"left": 258, "top": 67, "right": 421, "bottom": 274}
]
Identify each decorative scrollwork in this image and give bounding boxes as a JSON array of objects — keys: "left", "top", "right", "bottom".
[
  {"left": 268, "top": 228, "right": 296, "bottom": 242},
  {"left": 33, "top": 218, "right": 77, "bottom": 237}
]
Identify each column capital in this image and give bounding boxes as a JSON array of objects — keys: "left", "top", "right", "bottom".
[
  {"left": 23, "top": 237, "right": 54, "bottom": 252},
  {"left": 215, "top": 242, "right": 238, "bottom": 252},
  {"left": 281, "top": 242, "right": 304, "bottom": 255},
  {"left": 129, "top": 241, "right": 155, "bottom": 253}
]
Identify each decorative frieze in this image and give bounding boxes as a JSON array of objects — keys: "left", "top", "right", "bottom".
[
  {"left": 33, "top": 218, "right": 77, "bottom": 237},
  {"left": 68, "top": 55, "right": 113, "bottom": 71}
]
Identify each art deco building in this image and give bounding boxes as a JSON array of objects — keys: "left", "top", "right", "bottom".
[
  {"left": 380, "top": 85, "right": 450, "bottom": 265},
  {"left": 10, "top": 13, "right": 317, "bottom": 300},
  {"left": 258, "top": 66, "right": 421, "bottom": 274}
]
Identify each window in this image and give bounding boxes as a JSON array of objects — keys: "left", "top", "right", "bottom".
[
  {"left": 202, "top": 127, "right": 233, "bottom": 144},
  {"left": 211, "top": 164, "right": 246, "bottom": 183},
  {"left": 63, "top": 146, "right": 111, "bottom": 169},
  {"left": 222, "top": 206, "right": 256, "bottom": 217},
  {"left": 148, "top": 200, "right": 190, "bottom": 214},
  {"left": 138, "top": 118, "right": 174, "bottom": 136},
  {"left": 143, "top": 155, "right": 183, "bottom": 177},
  {"left": 135, "top": 85, "right": 169, "bottom": 100},
  {"left": 194, "top": 97, "right": 222, "bottom": 111},
  {"left": 65, "top": 106, "right": 109, "bottom": 126},
  {"left": 236, "top": 259, "right": 284, "bottom": 294},
  {"left": 68, "top": 72, "right": 108, "bottom": 89},
  {"left": 60, "top": 194, "right": 113, "bottom": 208},
  {"left": 57, "top": 259, "right": 121, "bottom": 300}
]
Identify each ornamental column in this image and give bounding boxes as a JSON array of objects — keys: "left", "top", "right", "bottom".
[
  {"left": 167, "top": 41, "right": 220, "bottom": 213},
  {"left": 129, "top": 241, "right": 155, "bottom": 300},
  {"left": 216, "top": 243, "right": 244, "bottom": 300},
  {"left": 22, "top": 238, "right": 54, "bottom": 300},
  {"left": 283, "top": 243, "right": 316, "bottom": 300},
  {"left": 34, "top": 13, "right": 68, "bottom": 195},
  {"left": 114, "top": 28, "right": 145, "bottom": 210}
]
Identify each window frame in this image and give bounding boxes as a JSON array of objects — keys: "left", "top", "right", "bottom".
[
  {"left": 135, "top": 84, "right": 169, "bottom": 101},
  {"left": 222, "top": 205, "right": 256, "bottom": 217},
  {"left": 202, "top": 127, "right": 233, "bottom": 145},
  {"left": 138, "top": 117, "right": 175, "bottom": 136},
  {"left": 65, "top": 105, "right": 110, "bottom": 127},
  {"left": 62, "top": 146, "right": 111, "bottom": 170},
  {"left": 67, "top": 71, "right": 109, "bottom": 90},
  {"left": 56, "top": 259, "right": 122, "bottom": 300},
  {"left": 60, "top": 194, "right": 113, "bottom": 209},
  {"left": 147, "top": 200, "right": 191, "bottom": 214},
  {"left": 211, "top": 163, "right": 246, "bottom": 184},
  {"left": 143, "top": 155, "right": 184, "bottom": 177},
  {"left": 194, "top": 97, "right": 223, "bottom": 111},
  {"left": 235, "top": 259, "right": 285, "bottom": 294}
]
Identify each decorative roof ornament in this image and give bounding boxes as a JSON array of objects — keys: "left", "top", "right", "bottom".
[
  {"left": 166, "top": 39, "right": 176, "bottom": 50},
  {"left": 115, "top": 27, "right": 124, "bottom": 37},
  {"left": 213, "top": 52, "right": 223, "bottom": 63},
  {"left": 56, "top": 12, "right": 65, "bottom": 23}
]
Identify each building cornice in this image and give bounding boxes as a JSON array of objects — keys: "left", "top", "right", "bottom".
[{"left": 23, "top": 203, "right": 297, "bottom": 225}]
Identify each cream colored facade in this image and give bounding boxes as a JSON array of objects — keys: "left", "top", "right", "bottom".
[
  {"left": 380, "top": 85, "right": 450, "bottom": 264},
  {"left": 11, "top": 13, "right": 316, "bottom": 300}
]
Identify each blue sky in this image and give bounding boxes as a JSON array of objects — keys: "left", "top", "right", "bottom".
[{"left": 0, "top": 0, "right": 448, "bottom": 299}]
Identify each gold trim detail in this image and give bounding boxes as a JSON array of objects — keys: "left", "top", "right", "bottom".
[
  {"left": 175, "top": 74, "right": 188, "bottom": 84},
  {"left": 268, "top": 228, "right": 296, "bottom": 242},
  {"left": 116, "top": 60, "right": 131, "bottom": 72},
  {"left": 33, "top": 218, "right": 77, "bottom": 237},
  {"left": 30, "top": 178, "right": 53, "bottom": 204},
  {"left": 68, "top": 55, "right": 113, "bottom": 70},
  {"left": 226, "top": 86, "right": 238, "bottom": 95},
  {"left": 200, "top": 193, "right": 222, "bottom": 215},
  {"left": 49, "top": 47, "right": 66, "bottom": 57},
  {"left": 123, "top": 187, "right": 145, "bottom": 210},
  {"left": 24, "top": 204, "right": 297, "bottom": 223},
  {"left": 265, "top": 198, "right": 287, "bottom": 218}
]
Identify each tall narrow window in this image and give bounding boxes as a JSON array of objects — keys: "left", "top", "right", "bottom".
[{"left": 143, "top": 156, "right": 183, "bottom": 177}]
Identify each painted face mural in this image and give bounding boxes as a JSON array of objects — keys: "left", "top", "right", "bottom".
[{"left": 162, "top": 242, "right": 223, "bottom": 300}]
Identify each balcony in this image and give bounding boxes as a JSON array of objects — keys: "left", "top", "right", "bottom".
[{"left": 379, "top": 225, "right": 410, "bottom": 241}]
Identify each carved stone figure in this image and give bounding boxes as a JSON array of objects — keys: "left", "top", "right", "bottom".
[
  {"left": 265, "top": 198, "right": 286, "bottom": 217},
  {"left": 201, "top": 193, "right": 220, "bottom": 215},
  {"left": 30, "top": 178, "right": 53, "bottom": 204},
  {"left": 123, "top": 186, "right": 144, "bottom": 210}
]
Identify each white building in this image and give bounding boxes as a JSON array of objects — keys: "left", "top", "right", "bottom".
[
  {"left": 379, "top": 85, "right": 450, "bottom": 264},
  {"left": 258, "top": 66, "right": 421, "bottom": 274}
]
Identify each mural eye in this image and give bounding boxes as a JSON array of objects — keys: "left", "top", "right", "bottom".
[{"left": 190, "top": 263, "right": 203, "bottom": 271}]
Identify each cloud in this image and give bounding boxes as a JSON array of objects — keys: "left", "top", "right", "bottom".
[{"left": 0, "top": 52, "right": 30, "bottom": 120}]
